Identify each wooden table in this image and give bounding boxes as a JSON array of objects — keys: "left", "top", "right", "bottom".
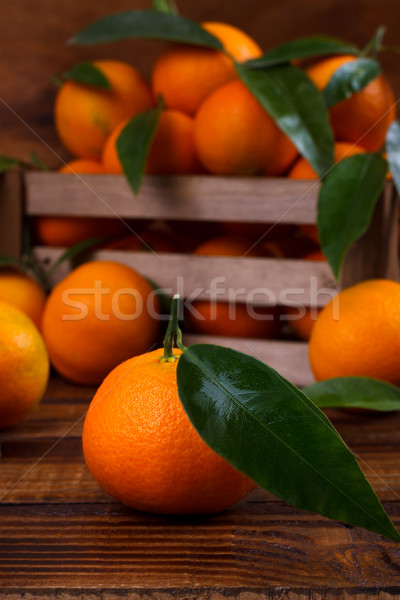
[{"left": 1, "top": 375, "right": 400, "bottom": 598}]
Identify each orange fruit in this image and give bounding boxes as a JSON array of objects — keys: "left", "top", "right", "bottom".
[
  {"left": 82, "top": 347, "right": 254, "bottom": 514},
  {"left": 59, "top": 159, "right": 104, "bottom": 174},
  {"left": 194, "top": 80, "right": 298, "bottom": 176},
  {"left": 54, "top": 60, "right": 154, "bottom": 160},
  {"left": 0, "top": 301, "right": 49, "bottom": 428},
  {"left": 309, "top": 279, "right": 400, "bottom": 383},
  {"left": 284, "top": 250, "right": 325, "bottom": 340},
  {"left": 288, "top": 141, "right": 366, "bottom": 179},
  {"left": 189, "top": 235, "right": 281, "bottom": 339},
  {"left": 31, "top": 215, "right": 128, "bottom": 247},
  {"left": 102, "top": 109, "right": 202, "bottom": 175},
  {"left": 41, "top": 260, "right": 159, "bottom": 385},
  {"left": 0, "top": 267, "right": 47, "bottom": 331},
  {"left": 151, "top": 21, "right": 262, "bottom": 116},
  {"left": 306, "top": 55, "right": 396, "bottom": 152}
]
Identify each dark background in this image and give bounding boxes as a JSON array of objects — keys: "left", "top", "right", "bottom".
[{"left": 1, "top": 0, "right": 399, "bottom": 167}]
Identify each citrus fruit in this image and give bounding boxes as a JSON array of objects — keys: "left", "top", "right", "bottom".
[
  {"left": 59, "top": 159, "right": 104, "bottom": 174},
  {"left": 31, "top": 216, "right": 128, "bottom": 247},
  {"left": 288, "top": 141, "right": 366, "bottom": 179},
  {"left": 102, "top": 109, "right": 202, "bottom": 175},
  {"left": 0, "top": 267, "right": 47, "bottom": 331},
  {"left": 194, "top": 80, "right": 298, "bottom": 176},
  {"left": 41, "top": 260, "right": 159, "bottom": 385},
  {"left": 82, "top": 347, "right": 255, "bottom": 514},
  {"left": 189, "top": 235, "right": 281, "bottom": 339},
  {"left": 151, "top": 21, "right": 262, "bottom": 116},
  {"left": 309, "top": 279, "right": 400, "bottom": 383},
  {"left": 0, "top": 301, "right": 49, "bottom": 429},
  {"left": 306, "top": 55, "right": 396, "bottom": 152},
  {"left": 54, "top": 60, "right": 154, "bottom": 159}
]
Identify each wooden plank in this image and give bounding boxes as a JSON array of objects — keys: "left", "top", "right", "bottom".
[
  {"left": 33, "top": 247, "right": 337, "bottom": 307},
  {"left": 0, "top": 171, "right": 23, "bottom": 258},
  {"left": 25, "top": 172, "right": 320, "bottom": 224}
]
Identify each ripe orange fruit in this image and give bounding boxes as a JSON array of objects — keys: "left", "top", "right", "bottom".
[
  {"left": 284, "top": 250, "right": 325, "bottom": 340},
  {"left": 41, "top": 260, "right": 159, "bottom": 385},
  {"left": 309, "top": 279, "right": 400, "bottom": 383},
  {"left": 194, "top": 80, "right": 298, "bottom": 176},
  {"left": 0, "top": 301, "right": 49, "bottom": 429},
  {"left": 59, "top": 159, "right": 104, "bottom": 174},
  {"left": 54, "top": 60, "right": 154, "bottom": 159},
  {"left": 0, "top": 267, "right": 47, "bottom": 331},
  {"left": 151, "top": 22, "right": 262, "bottom": 116},
  {"left": 306, "top": 55, "right": 396, "bottom": 152},
  {"left": 102, "top": 109, "right": 202, "bottom": 175},
  {"left": 82, "top": 347, "right": 255, "bottom": 514},
  {"left": 288, "top": 141, "right": 366, "bottom": 179},
  {"left": 189, "top": 235, "right": 281, "bottom": 339},
  {"left": 31, "top": 216, "right": 128, "bottom": 247}
]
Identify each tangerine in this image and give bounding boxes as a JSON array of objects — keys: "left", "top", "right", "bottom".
[
  {"left": 82, "top": 347, "right": 254, "bottom": 514},
  {"left": 0, "top": 267, "right": 47, "bottom": 331},
  {"left": 41, "top": 260, "right": 159, "bottom": 384},
  {"left": 194, "top": 80, "right": 298, "bottom": 176},
  {"left": 0, "top": 301, "right": 49, "bottom": 429},
  {"left": 309, "top": 279, "right": 400, "bottom": 383},
  {"left": 54, "top": 60, "right": 154, "bottom": 159},
  {"left": 306, "top": 55, "right": 396, "bottom": 152},
  {"left": 151, "top": 21, "right": 262, "bottom": 116}
]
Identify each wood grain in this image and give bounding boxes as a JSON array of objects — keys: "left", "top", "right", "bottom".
[{"left": 1, "top": 377, "right": 400, "bottom": 597}]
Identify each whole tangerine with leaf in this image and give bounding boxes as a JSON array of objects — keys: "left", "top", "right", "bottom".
[
  {"left": 82, "top": 298, "right": 255, "bottom": 514},
  {"left": 41, "top": 260, "right": 160, "bottom": 385},
  {"left": 306, "top": 54, "right": 396, "bottom": 152},
  {"left": 309, "top": 279, "right": 400, "bottom": 384},
  {"left": 54, "top": 60, "right": 154, "bottom": 160},
  {"left": 0, "top": 301, "right": 49, "bottom": 429}
]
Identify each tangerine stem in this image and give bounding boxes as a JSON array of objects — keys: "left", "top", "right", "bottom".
[{"left": 161, "top": 294, "right": 186, "bottom": 361}]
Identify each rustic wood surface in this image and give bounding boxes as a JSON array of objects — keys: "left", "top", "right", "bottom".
[
  {"left": 1, "top": 0, "right": 399, "bottom": 168},
  {"left": 1, "top": 374, "right": 400, "bottom": 598}
]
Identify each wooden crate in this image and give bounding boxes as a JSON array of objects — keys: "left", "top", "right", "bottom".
[{"left": 1, "top": 170, "right": 398, "bottom": 387}]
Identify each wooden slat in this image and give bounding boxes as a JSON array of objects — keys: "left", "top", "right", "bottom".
[
  {"left": 33, "top": 247, "right": 337, "bottom": 307},
  {"left": 25, "top": 172, "right": 320, "bottom": 224}
]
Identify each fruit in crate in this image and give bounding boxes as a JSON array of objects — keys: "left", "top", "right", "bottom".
[
  {"left": 41, "top": 261, "right": 160, "bottom": 385},
  {"left": 309, "top": 279, "right": 400, "bottom": 384},
  {"left": 0, "top": 302, "right": 49, "bottom": 429},
  {"left": 151, "top": 21, "right": 263, "bottom": 116},
  {"left": 54, "top": 60, "right": 154, "bottom": 160},
  {"left": 306, "top": 54, "right": 396, "bottom": 152},
  {"left": 82, "top": 347, "right": 254, "bottom": 514}
]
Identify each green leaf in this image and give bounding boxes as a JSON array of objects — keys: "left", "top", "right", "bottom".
[
  {"left": 245, "top": 35, "right": 359, "bottom": 69},
  {"left": 317, "top": 153, "right": 387, "bottom": 280},
  {"left": 69, "top": 10, "right": 223, "bottom": 49},
  {"left": 235, "top": 62, "right": 334, "bottom": 178},
  {"left": 323, "top": 58, "right": 381, "bottom": 107},
  {"left": 116, "top": 104, "right": 163, "bottom": 195},
  {"left": 386, "top": 120, "right": 400, "bottom": 197},
  {"left": 177, "top": 344, "right": 400, "bottom": 542},
  {"left": 29, "top": 151, "right": 49, "bottom": 172},
  {"left": 361, "top": 26, "right": 386, "bottom": 59},
  {"left": 61, "top": 62, "right": 112, "bottom": 89},
  {"left": 0, "top": 155, "right": 24, "bottom": 172},
  {"left": 304, "top": 376, "right": 400, "bottom": 411},
  {"left": 152, "top": 0, "right": 178, "bottom": 15}
]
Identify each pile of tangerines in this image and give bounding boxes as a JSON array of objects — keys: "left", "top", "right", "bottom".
[{"left": 2, "top": 19, "right": 400, "bottom": 516}]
